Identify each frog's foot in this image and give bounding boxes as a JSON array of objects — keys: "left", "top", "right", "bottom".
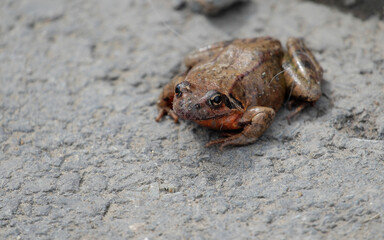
[
  {"left": 286, "top": 99, "right": 295, "bottom": 110},
  {"left": 286, "top": 102, "right": 310, "bottom": 124},
  {"left": 156, "top": 107, "right": 179, "bottom": 123},
  {"left": 206, "top": 106, "right": 275, "bottom": 150}
]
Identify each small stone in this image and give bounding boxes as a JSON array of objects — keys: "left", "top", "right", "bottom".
[
  {"left": 148, "top": 182, "right": 160, "bottom": 200},
  {"left": 129, "top": 222, "right": 146, "bottom": 232},
  {"left": 212, "top": 200, "right": 229, "bottom": 214},
  {"left": 34, "top": 205, "right": 51, "bottom": 216},
  {"left": 23, "top": 177, "right": 56, "bottom": 194},
  {"left": 57, "top": 173, "right": 81, "bottom": 194},
  {"left": 343, "top": 0, "right": 356, "bottom": 7},
  {"left": 81, "top": 175, "right": 108, "bottom": 192},
  {"left": 7, "top": 121, "right": 34, "bottom": 133},
  {"left": 172, "top": 0, "right": 187, "bottom": 10},
  {"left": 0, "top": 199, "right": 20, "bottom": 220},
  {"left": 188, "top": 0, "right": 248, "bottom": 15}
]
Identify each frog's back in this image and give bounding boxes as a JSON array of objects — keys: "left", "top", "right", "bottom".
[
  {"left": 227, "top": 37, "right": 287, "bottom": 111},
  {"left": 188, "top": 37, "right": 287, "bottom": 111}
]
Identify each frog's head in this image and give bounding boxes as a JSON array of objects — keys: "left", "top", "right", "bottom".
[{"left": 172, "top": 81, "right": 239, "bottom": 120}]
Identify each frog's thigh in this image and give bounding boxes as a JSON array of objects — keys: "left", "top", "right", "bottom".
[
  {"left": 208, "top": 106, "right": 275, "bottom": 148},
  {"left": 282, "top": 38, "right": 323, "bottom": 102},
  {"left": 238, "top": 106, "right": 276, "bottom": 143},
  {"left": 184, "top": 40, "right": 233, "bottom": 68}
]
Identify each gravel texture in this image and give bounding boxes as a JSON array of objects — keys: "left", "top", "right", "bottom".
[{"left": 1, "top": 0, "right": 384, "bottom": 239}]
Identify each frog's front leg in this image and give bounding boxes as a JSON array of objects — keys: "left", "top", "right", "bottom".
[
  {"left": 206, "top": 107, "right": 276, "bottom": 149},
  {"left": 156, "top": 73, "right": 186, "bottom": 123},
  {"left": 282, "top": 38, "right": 323, "bottom": 103}
]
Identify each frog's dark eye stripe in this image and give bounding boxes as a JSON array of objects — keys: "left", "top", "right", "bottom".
[
  {"left": 229, "top": 94, "right": 244, "bottom": 109},
  {"left": 224, "top": 96, "right": 233, "bottom": 109}
]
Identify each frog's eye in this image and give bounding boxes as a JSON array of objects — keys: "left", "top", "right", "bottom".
[
  {"left": 209, "top": 93, "right": 222, "bottom": 106},
  {"left": 175, "top": 84, "right": 182, "bottom": 98}
]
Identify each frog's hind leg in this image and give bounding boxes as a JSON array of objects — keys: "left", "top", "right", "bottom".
[
  {"left": 184, "top": 40, "right": 233, "bottom": 68},
  {"left": 282, "top": 38, "right": 323, "bottom": 118},
  {"left": 206, "top": 106, "right": 276, "bottom": 150}
]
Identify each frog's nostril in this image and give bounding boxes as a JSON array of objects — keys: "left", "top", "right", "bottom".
[{"left": 194, "top": 104, "right": 201, "bottom": 110}]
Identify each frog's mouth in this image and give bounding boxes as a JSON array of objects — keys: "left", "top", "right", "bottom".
[
  {"left": 176, "top": 110, "right": 229, "bottom": 121},
  {"left": 173, "top": 107, "right": 211, "bottom": 120},
  {"left": 173, "top": 101, "right": 231, "bottom": 121}
]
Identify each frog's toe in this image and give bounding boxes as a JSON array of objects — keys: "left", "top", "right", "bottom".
[
  {"left": 219, "top": 141, "right": 238, "bottom": 151},
  {"left": 206, "top": 134, "right": 253, "bottom": 149},
  {"left": 155, "top": 109, "right": 167, "bottom": 122},
  {"left": 220, "top": 131, "right": 239, "bottom": 137},
  {"left": 169, "top": 110, "right": 179, "bottom": 123},
  {"left": 156, "top": 108, "right": 179, "bottom": 123},
  {"left": 205, "top": 138, "right": 227, "bottom": 148}
]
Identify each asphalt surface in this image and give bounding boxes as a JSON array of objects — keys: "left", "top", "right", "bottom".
[{"left": 1, "top": 0, "right": 384, "bottom": 239}]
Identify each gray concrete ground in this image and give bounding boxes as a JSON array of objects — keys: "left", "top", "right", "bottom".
[{"left": 1, "top": 0, "right": 384, "bottom": 239}]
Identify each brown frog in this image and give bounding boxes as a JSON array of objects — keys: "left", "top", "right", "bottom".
[{"left": 156, "top": 37, "right": 323, "bottom": 149}]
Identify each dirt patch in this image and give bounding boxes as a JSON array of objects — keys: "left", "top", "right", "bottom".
[{"left": 334, "top": 108, "right": 383, "bottom": 140}]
